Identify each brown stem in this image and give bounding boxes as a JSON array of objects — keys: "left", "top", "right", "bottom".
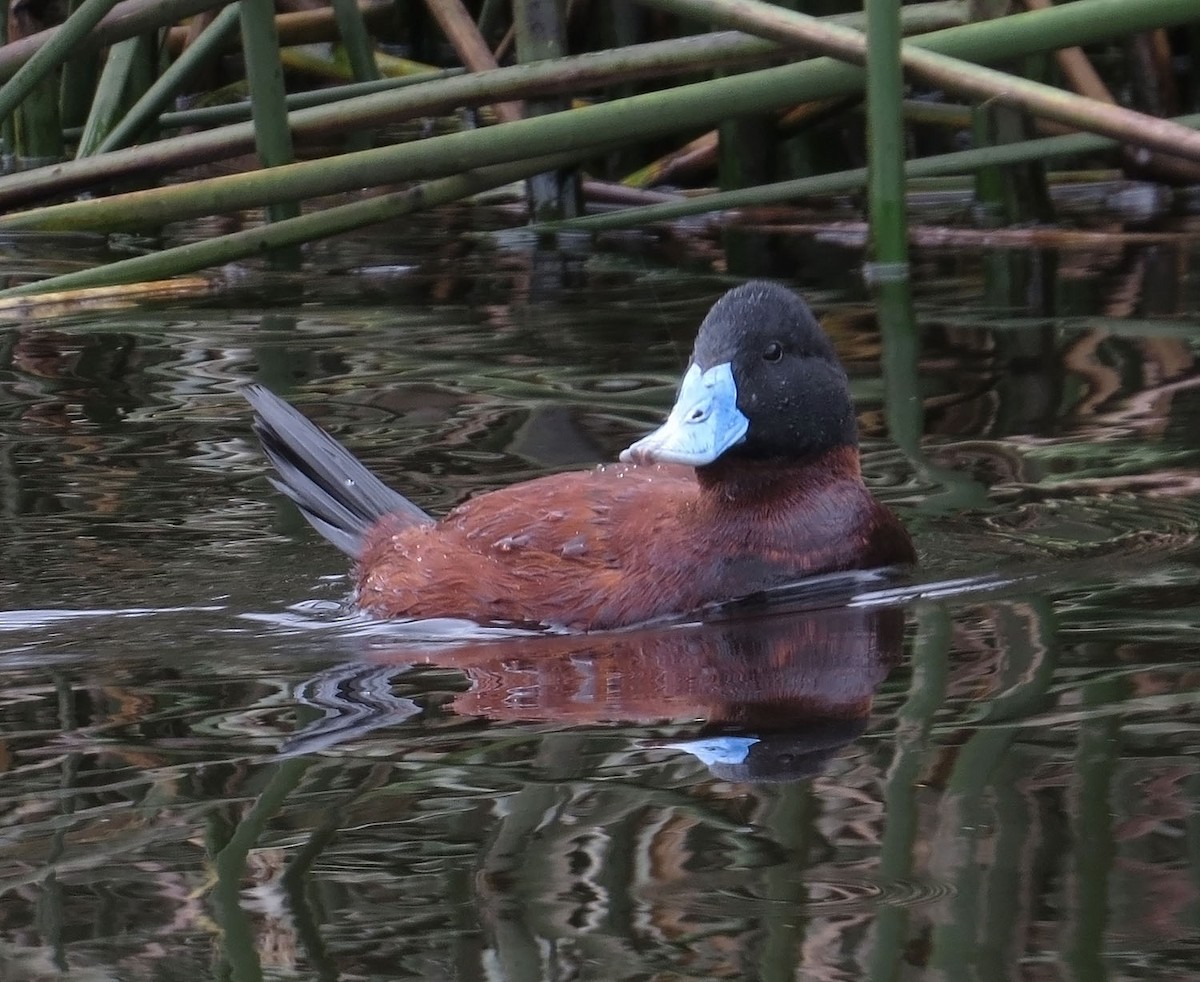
[{"left": 423, "top": 0, "right": 523, "bottom": 123}]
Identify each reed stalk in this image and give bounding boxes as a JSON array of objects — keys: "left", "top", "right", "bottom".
[
  {"left": 0, "top": 149, "right": 602, "bottom": 298},
  {"left": 275, "top": 45, "right": 428, "bottom": 83},
  {"left": 515, "top": 0, "right": 576, "bottom": 222},
  {"left": 331, "top": 0, "right": 380, "bottom": 83},
  {"left": 1023, "top": 0, "right": 1200, "bottom": 183},
  {"left": 164, "top": 1, "right": 394, "bottom": 55},
  {"left": 864, "top": 0, "right": 909, "bottom": 276},
  {"left": 0, "top": 30, "right": 782, "bottom": 214},
  {"left": 544, "top": 112, "right": 1200, "bottom": 232},
  {"left": 477, "top": 0, "right": 508, "bottom": 41},
  {"left": 15, "top": 72, "right": 63, "bottom": 160},
  {"left": 0, "top": 0, "right": 10, "bottom": 157},
  {"left": 122, "top": 30, "right": 156, "bottom": 121},
  {"left": 3, "top": 0, "right": 1197, "bottom": 228},
  {"left": 0, "top": 0, "right": 1135, "bottom": 212},
  {"left": 59, "top": 0, "right": 102, "bottom": 129},
  {"left": 0, "top": 0, "right": 229, "bottom": 82},
  {"left": 0, "top": 3, "right": 960, "bottom": 195},
  {"left": 328, "top": 0, "right": 378, "bottom": 152},
  {"left": 239, "top": 0, "right": 297, "bottom": 224},
  {"left": 94, "top": 2, "right": 242, "bottom": 154},
  {"left": 424, "top": 0, "right": 522, "bottom": 123},
  {"left": 633, "top": 0, "right": 1200, "bottom": 164},
  {"left": 138, "top": 69, "right": 458, "bottom": 132},
  {"left": 76, "top": 36, "right": 144, "bottom": 157},
  {"left": 0, "top": 0, "right": 120, "bottom": 126},
  {"left": 623, "top": 2, "right": 969, "bottom": 191},
  {"left": 10, "top": 0, "right": 1198, "bottom": 230}
]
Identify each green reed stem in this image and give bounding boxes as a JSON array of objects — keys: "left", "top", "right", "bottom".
[
  {"left": 0, "top": 30, "right": 782, "bottom": 220},
  {"left": 0, "top": 5, "right": 962, "bottom": 211},
  {"left": 94, "top": 2, "right": 243, "bottom": 154},
  {"left": 0, "top": 0, "right": 10, "bottom": 157},
  {"left": 864, "top": 0, "right": 909, "bottom": 275},
  {"left": 634, "top": 0, "right": 1200, "bottom": 163},
  {"left": 1, "top": 0, "right": 1195, "bottom": 232},
  {"left": 0, "top": 0, "right": 226, "bottom": 81},
  {"left": 0, "top": 3, "right": 960, "bottom": 211},
  {"left": 477, "top": 0, "right": 508, "bottom": 39},
  {"left": 7, "top": 0, "right": 1197, "bottom": 234},
  {"left": 239, "top": 0, "right": 298, "bottom": 224},
  {"left": 0, "top": 148, "right": 601, "bottom": 297},
  {"left": 331, "top": 0, "right": 380, "bottom": 82},
  {"left": 0, "top": 0, "right": 119, "bottom": 127},
  {"left": 76, "top": 36, "right": 144, "bottom": 157},
  {"left": 14, "top": 64, "right": 63, "bottom": 160},
  {"left": 515, "top": 0, "right": 576, "bottom": 222},
  {"left": 59, "top": 0, "right": 101, "bottom": 129},
  {"left": 544, "top": 111, "right": 1200, "bottom": 232},
  {"left": 65, "top": 68, "right": 458, "bottom": 137}
]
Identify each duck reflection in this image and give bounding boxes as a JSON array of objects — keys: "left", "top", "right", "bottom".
[{"left": 287, "top": 602, "right": 906, "bottom": 784}]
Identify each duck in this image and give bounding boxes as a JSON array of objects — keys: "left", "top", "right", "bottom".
[{"left": 245, "top": 280, "right": 915, "bottom": 631}]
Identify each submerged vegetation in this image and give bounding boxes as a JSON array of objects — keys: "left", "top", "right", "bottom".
[{"left": 0, "top": 0, "right": 1196, "bottom": 299}]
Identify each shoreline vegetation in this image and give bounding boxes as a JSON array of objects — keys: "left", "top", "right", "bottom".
[{"left": 0, "top": 0, "right": 1195, "bottom": 300}]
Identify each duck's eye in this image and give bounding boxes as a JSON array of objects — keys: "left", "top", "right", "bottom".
[{"left": 763, "top": 341, "right": 783, "bottom": 363}]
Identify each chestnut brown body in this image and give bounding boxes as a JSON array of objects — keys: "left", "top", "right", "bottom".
[{"left": 356, "top": 447, "right": 912, "bottom": 630}]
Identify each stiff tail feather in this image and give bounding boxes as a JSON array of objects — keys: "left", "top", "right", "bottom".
[{"left": 244, "top": 385, "right": 433, "bottom": 557}]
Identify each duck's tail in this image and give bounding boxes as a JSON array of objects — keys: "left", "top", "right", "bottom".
[{"left": 243, "top": 385, "right": 433, "bottom": 558}]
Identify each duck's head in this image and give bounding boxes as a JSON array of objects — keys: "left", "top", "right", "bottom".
[{"left": 621, "top": 281, "right": 857, "bottom": 469}]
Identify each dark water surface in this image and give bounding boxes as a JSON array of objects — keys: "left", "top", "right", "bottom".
[{"left": 2, "top": 213, "right": 1200, "bottom": 980}]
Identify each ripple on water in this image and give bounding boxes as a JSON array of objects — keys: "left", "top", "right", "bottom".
[
  {"left": 983, "top": 493, "right": 1200, "bottom": 558},
  {"left": 713, "top": 872, "right": 955, "bottom": 914}
]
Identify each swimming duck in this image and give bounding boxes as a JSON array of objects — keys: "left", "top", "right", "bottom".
[{"left": 245, "top": 280, "right": 915, "bottom": 630}]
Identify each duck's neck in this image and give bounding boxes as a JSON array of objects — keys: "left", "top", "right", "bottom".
[{"left": 694, "top": 444, "right": 862, "bottom": 504}]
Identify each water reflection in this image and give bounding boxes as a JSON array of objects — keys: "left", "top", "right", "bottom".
[
  {"left": 288, "top": 603, "right": 905, "bottom": 784},
  {"left": 2, "top": 218, "right": 1200, "bottom": 978},
  {"left": 4, "top": 574, "right": 1200, "bottom": 979}
]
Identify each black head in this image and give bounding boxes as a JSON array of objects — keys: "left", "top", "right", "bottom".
[
  {"left": 621, "top": 281, "right": 858, "bottom": 468},
  {"left": 695, "top": 281, "right": 857, "bottom": 461}
]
